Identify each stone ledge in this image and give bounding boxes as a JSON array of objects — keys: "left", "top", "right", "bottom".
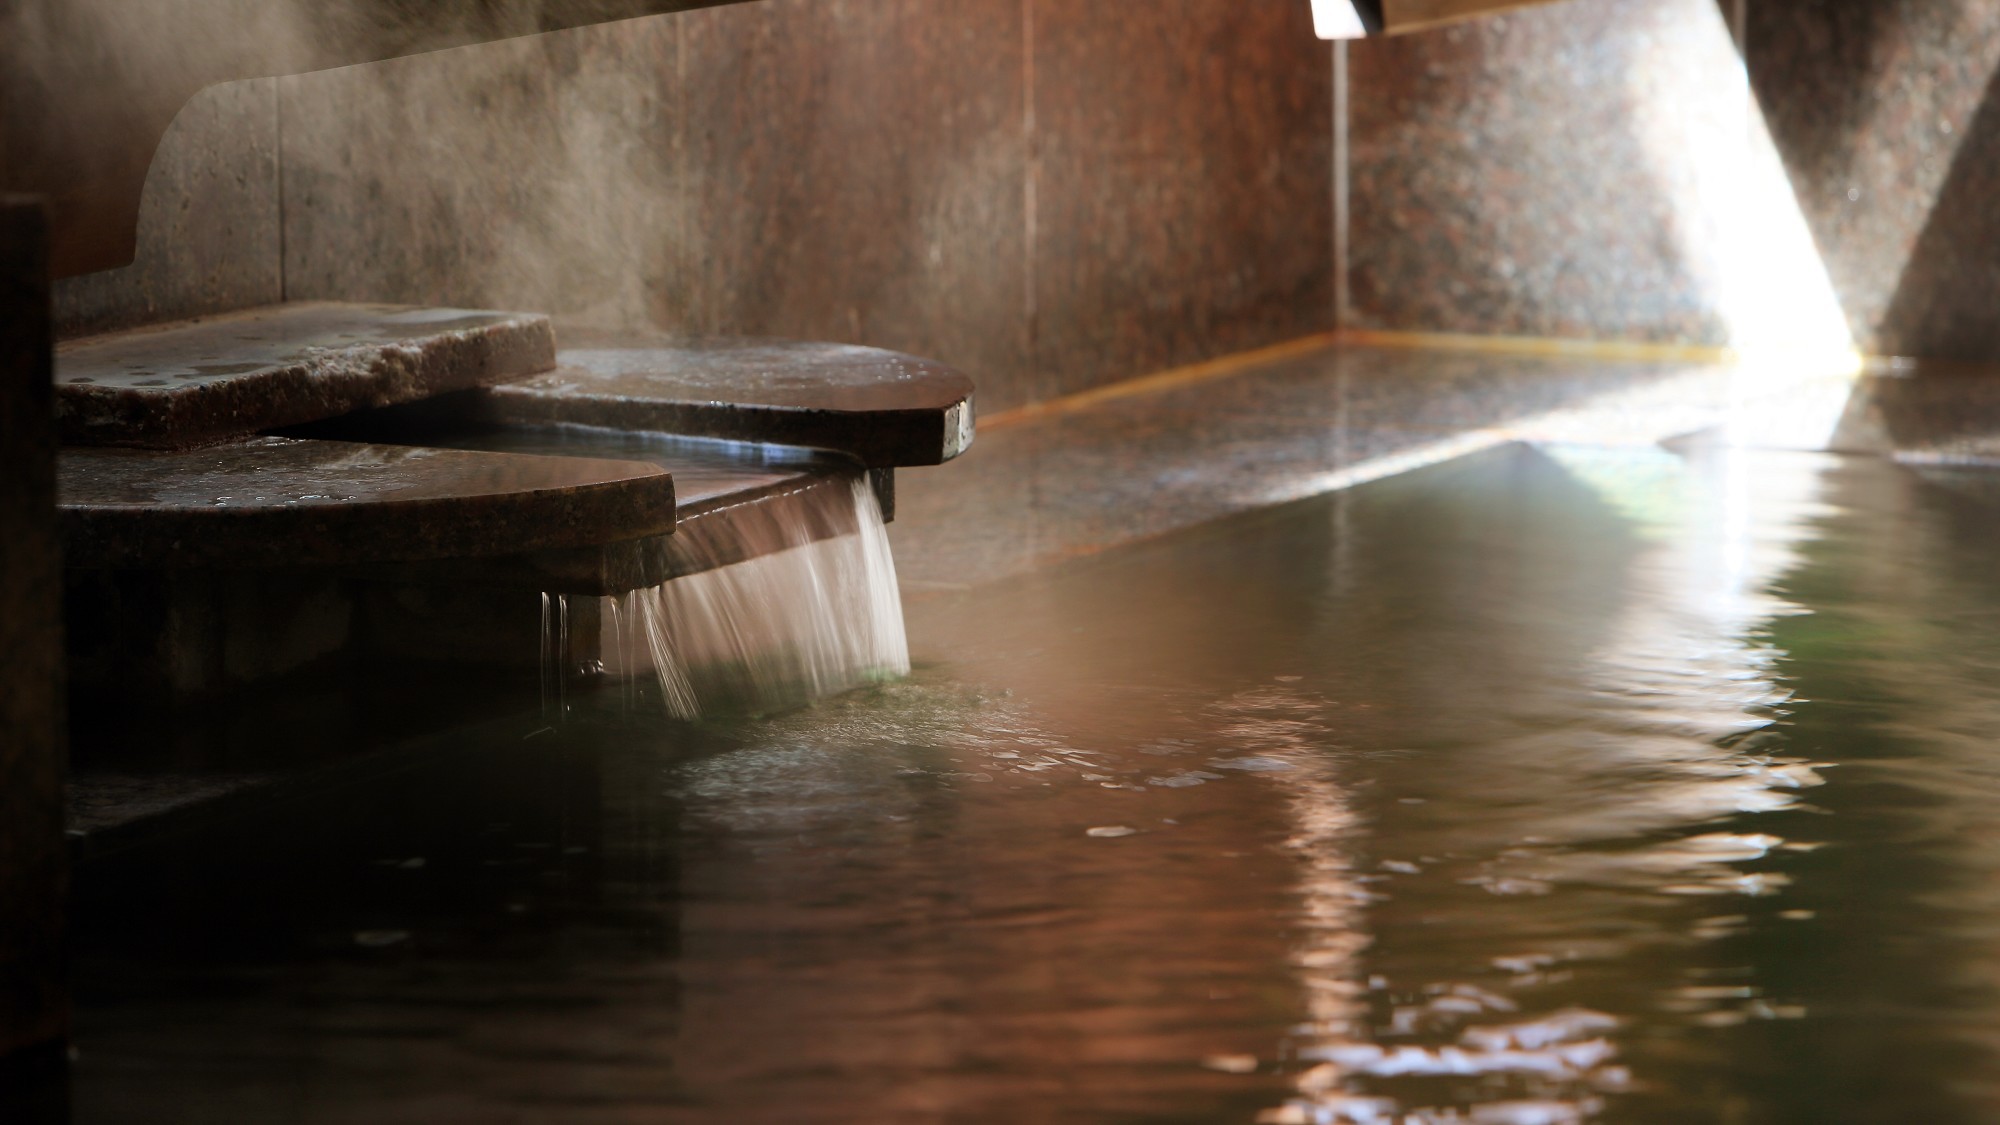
[
  {"left": 55, "top": 302, "right": 556, "bottom": 449},
  {"left": 487, "top": 337, "right": 975, "bottom": 467},
  {"left": 58, "top": 436, "right": 675, "bottom": 569}
]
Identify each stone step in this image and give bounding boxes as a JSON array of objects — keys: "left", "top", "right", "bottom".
[
  {"left": 59, "top": 436, "right": 675, "bottom": 570},
  {"left": 55, "top": 302, "right": 556, "bottom": 449},
  {"left": 281, "top": 416, "right": 869, "bottom": 595},
  {"left": 484, "top": 335, "right": 975, "bottom": 467}
]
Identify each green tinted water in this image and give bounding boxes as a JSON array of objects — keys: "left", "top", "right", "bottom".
[{"left": 71, "top": 443, "right": 2000, "bottom": 1123}]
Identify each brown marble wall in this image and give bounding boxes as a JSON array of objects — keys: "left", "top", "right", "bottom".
[
  {"left": 50, "top": 82, "right": 281, "bottom": 339},
  {"left": 674, "top": 0, "right": 1032, "bottom": 399},
  {"left": 0, "top": 197, "right": 68, "bottom": 1062},
  {"left": 63, "top": 0, "right": 1333, "bottom": 413},
  {"left": 1345, "top": 0, "right": 1742, "bottom": 345},
  {"left": 1346, "top": 0, "right": 2000, "bottom": 363},
  {"left": 52, "top": 0, "right": 2000, "bottom": 378},
  {"left": 1749, "top": 0, "right": 2000, "bottom": 361},
  {"left": 1031, "top": 1, "right": 1333, "bottom": 400},
  {"left": 279, "top": 22, "right": 684, "bottom": 337}
]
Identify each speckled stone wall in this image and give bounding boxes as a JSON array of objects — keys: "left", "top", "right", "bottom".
[
  {"left": 51, "top": 82, "right": 281, "bottom": 339},
  {"left": 1344, "top": 0, "right": 1743, "bottom": 345},
  {"left": 61, "top": 0, "right": 2000, "bottom": 381},
  {"left": 673, "top": 0, "right": 1032, "bottom": 399},
  {"left": 1347, "top": 0, "right": 2000, "bottom": 363},
  {"left": 1033, "top": 1, "right": 1332, "bottom": 401},
  {"left": 57, "top": 0, "right": 1333, "bottom": 413},
  {"left": 278, "top": 21, "right": 684, "bottom": 338},
  {"left": 278, "top": 0, "right": 1329, "bottom": 411},
  {"left": 1750, "top": 0, "right": 2000, "bottom": 361},
  {"left": 0, "top": 197, "right": 67, "bottom": 1062}
]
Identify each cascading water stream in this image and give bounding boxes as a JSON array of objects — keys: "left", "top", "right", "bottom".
[
  {"left": 602, "top": 472, "right": 910, "bottom": 719},
  {"left": 538, "top": 590, "right": 570, "bottom": 723}
]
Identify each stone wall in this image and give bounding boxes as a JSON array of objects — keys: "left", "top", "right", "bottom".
[
  {"left": 52, "top": 0, "right": 2000, "bottom": 383},
  {"left": 1749, "top": 0, "right": 2000, "bottom": 362},
  {"left": 54, "top": 0, "right": 1333, "bottom": 414},
  {"left": 1345, "top": 0, "right": 1744, "bottom": 345},
  {"left": 1346, "top": 0, "right": 2000, "bottom": 361}
]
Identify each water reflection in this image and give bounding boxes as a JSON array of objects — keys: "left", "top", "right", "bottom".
[
  {"left": 68, "top": 442, "right": 2000, "bottom": 1123},
  {"left": 1257, "top": 442, "right": 1835, "bottom": 1124}
]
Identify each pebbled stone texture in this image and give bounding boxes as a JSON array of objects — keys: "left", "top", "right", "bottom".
[{"left": 55, "top": 302, "right": 556, "bottom": 449}]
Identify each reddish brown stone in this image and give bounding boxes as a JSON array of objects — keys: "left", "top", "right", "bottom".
[
  {"left": 1347, "top": 0, "right": 1735, "bottom": 345},
  {"left": 489, "top": 338, "right": 975, "bottom": 467},
  {"left": 59, "top": 436, "right": 676, "bottom": 570},
  {"left": 1032, "top": 0, "right": 1334, "bottom": 399},
  {"left": 55, "top": 302, "right": 556, "bottom": 449},
  {"left": 679, "top": 0, "right": 1033, "bottom": 409},
  {"left": 1751, "top": 0, "right": 2000, "bottom": 361}
]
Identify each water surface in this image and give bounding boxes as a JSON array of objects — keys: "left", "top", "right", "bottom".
[{"left": 72, "top": 443, "right": 2000, "bottom": 1123}]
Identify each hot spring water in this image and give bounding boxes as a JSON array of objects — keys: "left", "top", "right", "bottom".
[
  {"left": 550, "top": 472, "right": 910, "bottom": 720},
  {"left": 84, "top": 442, "right": 2000, "bottom": 1124}
]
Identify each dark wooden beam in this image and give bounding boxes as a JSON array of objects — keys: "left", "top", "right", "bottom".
[{"left": 0, "top": 194, "right": 68, "bottom": 1098}]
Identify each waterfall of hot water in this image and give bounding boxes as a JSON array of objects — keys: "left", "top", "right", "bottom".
[{"left": 598, "top": 472, "right": 910, "bottom": 719}]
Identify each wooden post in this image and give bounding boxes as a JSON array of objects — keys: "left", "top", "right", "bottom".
[{"left": 0, "top": 194, "right": 69, "bottom": 1115}]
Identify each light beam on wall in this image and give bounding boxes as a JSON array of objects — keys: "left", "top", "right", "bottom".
[
  {"left": 1625, "top": 1, "right": 1859, "bottom": 383},
  {"left": 1310, "top": 0, "right": 1377, "bottom": 40}
]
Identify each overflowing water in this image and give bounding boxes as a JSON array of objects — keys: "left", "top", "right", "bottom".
[
  {"left": 66, "top": 442, "right": 2000, "bottom": 1124},
  {"left": 599, "top": 473, "right": 909, "bottom": 720}
]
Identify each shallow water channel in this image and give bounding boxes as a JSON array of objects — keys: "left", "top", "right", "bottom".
[{"left": 71, "top": 442, "right": 2000, "bottom": 1123}]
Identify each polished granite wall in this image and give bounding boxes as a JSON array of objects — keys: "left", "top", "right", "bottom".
[
  {"left": 0, "top": 198, "right": 67, "bottom": 1068},
  {"left": 1749, "top": 0, "right": 2000, "bottom": 362},
  {"left": 53, "top": 0, "right": 1331, "bottom": 413},
  {"left": 1347, "top": 0, "right": 2000, "bottom": 363},
  {"left": 50, "top": 83, "right": 282, "bottom": 341},
  {"left": 1345, "top": 0, "right": 1744, "bottom": 346},
  {"left": 52, "top": 0, "right": 2000, "bottom": 387}
]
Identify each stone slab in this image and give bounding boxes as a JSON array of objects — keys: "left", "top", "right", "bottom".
[
  {"left": 1, "top": 0, "right": 746, "bottom": 279},
  {"left": 0, "top": 196, "right": 68, "bottom": 1063},
  {"left": 59, "top": 436, "right": 676, "bottom": 570},
  {"left": 54, "top": 302, "right": 557, "bottom": 449},
  {"left": 278, "top": 21, "right": 684, "bottom": 332},
  {"left": 408, "top": 468, "right": 863, "bottom": 595},
  {"left": 300, "top": 419, "right": 871, "bottom": 595},
  {"left": 487, "top": 338, "right": 976, "bottom": 467}
]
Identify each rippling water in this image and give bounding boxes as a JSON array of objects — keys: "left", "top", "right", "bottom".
[{"left": 70, "top": 442, "right": 2000, "bottom": 1123}]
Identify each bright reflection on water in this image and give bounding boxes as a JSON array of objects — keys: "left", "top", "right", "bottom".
[{"left": 68, "top": 443, "right": 2000, "bottom": 1123}]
